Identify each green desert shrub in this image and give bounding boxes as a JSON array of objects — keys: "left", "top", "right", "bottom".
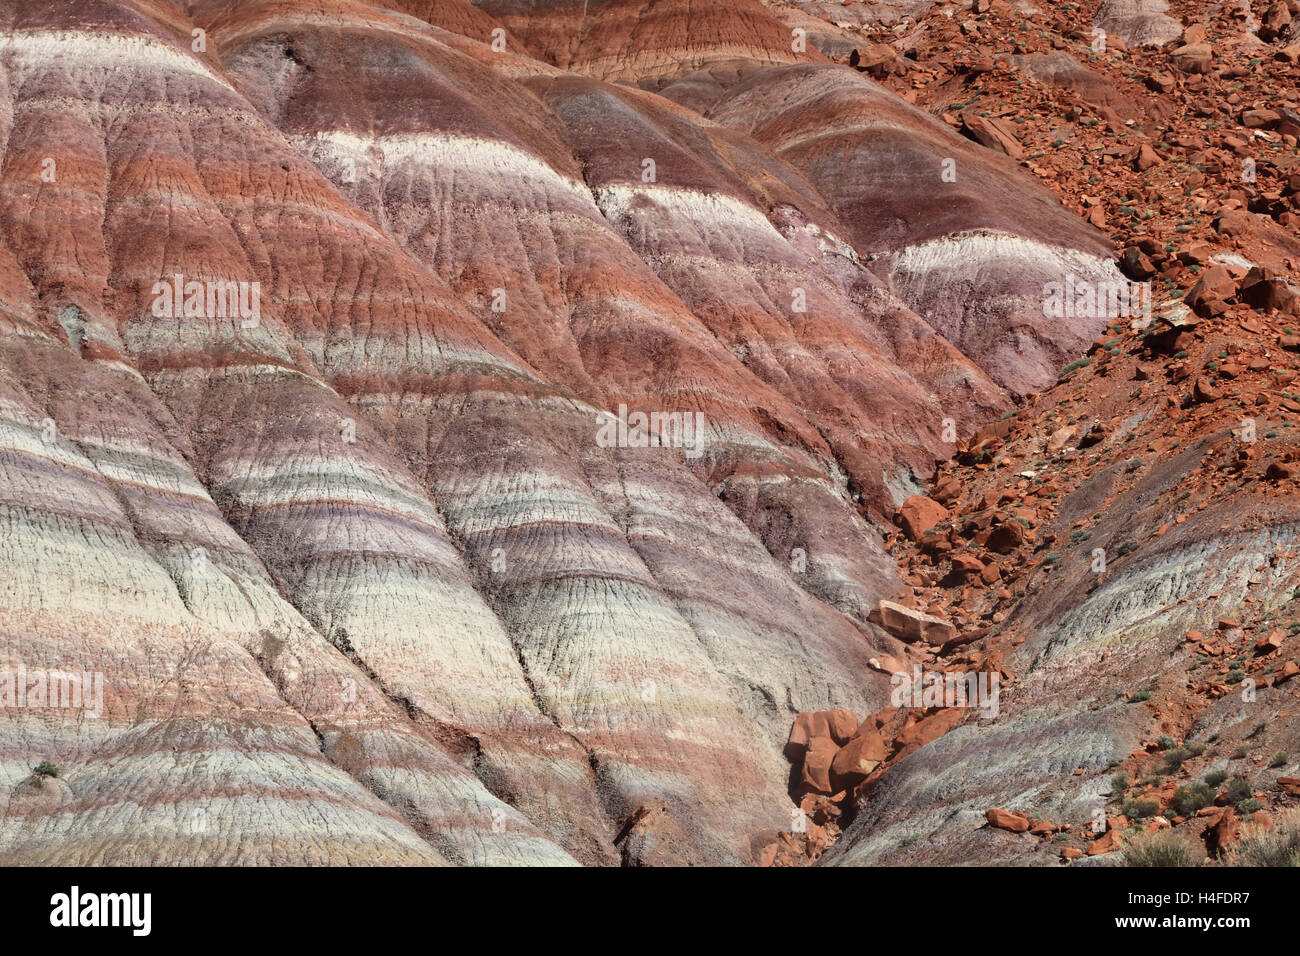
[
  {"left": 1172, "top": 782, "right": 1214, "bottom": 817},
  {"left": 1225, "top": 776, "right": 1253, "bottom": 804}
]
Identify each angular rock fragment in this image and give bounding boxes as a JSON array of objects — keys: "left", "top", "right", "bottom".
[{"left": 868, "top": 601, "right": 959, "bottom": 646}]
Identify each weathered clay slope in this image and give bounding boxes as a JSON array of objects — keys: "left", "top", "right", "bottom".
[
  {"left": 207, "top": 1, "right": 988, "bottom": 637},
  {"left": 0, "top": 0, "right": 1001, "bottom": 866},
  {"left": 3, "top": 0, "right": 792, "bottom": 866},
  {"left": 0, "top": 0, "right": 585, "bottom": 866},
  {"left": 469, "top": 0, "right": 823, "bottom": 81},
  {"left": 682, "top": 63, "right": 1125, "bottom": 395},
  {"left": 534, "top": 74, "right": 1006, "bottom": 472}
]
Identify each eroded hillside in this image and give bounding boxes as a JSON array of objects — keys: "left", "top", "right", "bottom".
[{"left": 0, "top": 0, "right": 1295, "bottom": 866}]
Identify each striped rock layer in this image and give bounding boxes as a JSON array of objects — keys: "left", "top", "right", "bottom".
[
  {"left": 671, "top": 63, "right": 1122, "bottom": 396},
  {"left": 468, "top": 0, "right": 822, "bottom": 82},
  {"left": 0, "top": 0, "right": 1121, "bottom": 864}
]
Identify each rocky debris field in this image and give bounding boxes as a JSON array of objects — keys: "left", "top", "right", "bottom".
[{"left": 773, "top": 263, "right": 1300, "bottom": 864}]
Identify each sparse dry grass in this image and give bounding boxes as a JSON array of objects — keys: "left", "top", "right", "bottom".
[
  {"left": 1124, "top": 828, "right": 1204, "bottom": 867},
  {"left": 1224, "top": 809, "right": 1300, "bottom": 867}
]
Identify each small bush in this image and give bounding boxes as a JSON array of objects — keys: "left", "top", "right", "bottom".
[
  {"left": 1172, "top": 782, "right": 1214, "bottom": 816},
  {"left": 1204, "top": 769, "right": 1228, "bottom": 787},
  {"left": 1225, "top": 776, "right": 1253, "bottom": 804},
  {"left": 1123, "top": 798, "right": 1160, "bottom": 819},
  {"left": 1156, "top": 735, "right": 1176, "bottom": 750},
  {"left": 1237, "top": 798, "right": 1264, "bottom": 814},
  {"left": 1130, "top": 689, "right": 1152, "bottom": 702},
  {"left": 331, "top": 627, "right": 356, "bottom": 656},
  {"left": 1125, "top": 829, "right": 1202, "bottom": 867},
  {"left": 1163, "top": 748, "right": 1192, "bottom": 773},
  {"left": 1110, "top": 772, "right": 1130, "bottom": 795},
  {"left": 1270, "top": 752, "right": 1289, "bottom": 768},
  {"left": 32, "top": 761, "right": 60, "bottom": 779},
  {"left": 1224, "top": 809, "right": 1300, "bottom": 866}
]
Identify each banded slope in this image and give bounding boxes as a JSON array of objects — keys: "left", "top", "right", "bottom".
[
  {"left": 0, "top": 0, "right": 584, "bottom": 866},
  {"left": 212, "top": 1, "right": 1016, "bottom": 629},
  {"left": 468, "top": 0, "right": 823, "bottom": 81},
  {"left": 0, "top": 0, "right": 884, "bottom": 865},
  {"left": 667, "top": 63, "right": 1125, "bottom": 396}
]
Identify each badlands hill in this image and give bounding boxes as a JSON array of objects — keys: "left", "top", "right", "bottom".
[{"left": 0, "top": 0, "right": 1296, "bottom": 865}]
